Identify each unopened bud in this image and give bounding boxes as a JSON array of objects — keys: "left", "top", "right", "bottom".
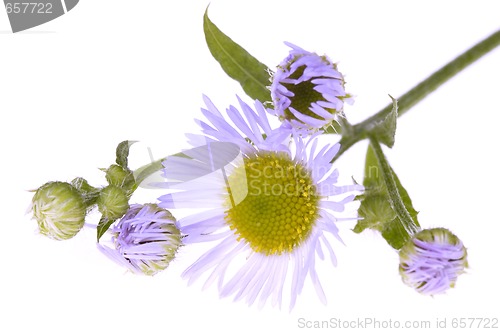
[
  {"left": 30, "top": 181, "right": 86, "bottom": 240},
  {"left": 270, "top": 42, "right": 353, "bottom": 130},
  {"left": 97, "top": 185, "right": 129, "bottom": 220},
  {"left": 399, "top": 227, "right": 468, "bottom": 295},
  {"left": 105, "top": 164, "right": 135, "bottom": 194},
  {"left": 98, "top": 204, "right": 182, "bottom": 275}
]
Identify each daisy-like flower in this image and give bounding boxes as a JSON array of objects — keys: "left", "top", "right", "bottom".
[
  {"left": 270, "top": 42, "right": 353, "bottom": 130},
  {"left": 30, "top": 181, "right": 86, "bottom": 240},
  {"left": 399, "top": 227, "right": 468, "bottom": 295},
  {"left": 98, "top": 203, "right": 182, "bottom": 276},
  {"left": 158, "top": 96, "right": 360, "bottom": 310}
]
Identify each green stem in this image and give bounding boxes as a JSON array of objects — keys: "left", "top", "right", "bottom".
[
  {"left": 368, "top": 137, "right": 420, "bottom": 236},
  {"left": 368, "top": 29, "right": 499, "bottom": 121},
  {"left": 330, "top": 28, "right": 500, "bottom": 163}
]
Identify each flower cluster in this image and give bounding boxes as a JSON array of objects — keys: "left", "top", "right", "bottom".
[{"left": 28, "top": 40, "right": 469, "bottom": 310}]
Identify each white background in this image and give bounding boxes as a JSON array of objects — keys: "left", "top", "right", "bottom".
[{"left": 1, "top": 1, "right": 499, "bottom": 331}]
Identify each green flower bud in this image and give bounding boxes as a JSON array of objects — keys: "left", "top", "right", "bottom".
[
  {"left": 31, "top": 181, "right": 86, "bottom": 240},
  {"left": 97, "top": 185, "right": 129, "bottom": 220},
  {"left": 105, "top": 164, "right": 135, "bottom": 193}
]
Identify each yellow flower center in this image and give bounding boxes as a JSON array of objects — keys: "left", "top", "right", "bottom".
[{"left": 224, "top": 151, "right": 320, "bottom": 255}]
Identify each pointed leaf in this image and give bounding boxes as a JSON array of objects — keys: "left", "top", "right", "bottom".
[
  {"left": 355, "top": 145, "right": 395, "bottom": 233},
  {"left": 97, "top": 216, "right": 115, "bottom": 242},
  {"left": 381, "top": 217, "right": 412, "bottom": 250},
  {"left": 355, "top": 145, "right": 419, "bottom": 249},
  {"left": 392, "top": 166, "right": 419, "bottom": 227},
  {"left": 203, "top": 8, "right": 272, "bottom": 103},
  {"left": 116, "top": 140, "right": 137, "bottom": 169},
  {"left": 372, "top": 96, "right": 398, "bottom": 148}
]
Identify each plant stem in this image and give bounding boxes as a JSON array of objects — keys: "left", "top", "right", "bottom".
[
  {"left": 368, "top": 137, "right": 420, "bottom": 236},
  {"left": 330, "top": 28, "right": 500, "bottom": 163}
]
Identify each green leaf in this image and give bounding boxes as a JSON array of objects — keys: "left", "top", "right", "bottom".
[
  {"left": 354, "top": 193, "right": 396, "bottom": 233},
  {"left": 391, "top": 165, "right": 419, "bottom": 228},
  {"left": 380, "top": 216, "right": 413, "bottom": 250},
  {"left": 203, "top": 7, "right": 272, "bottom": 103},
  {"left": 97, "top": 216, "right": 115, "bottom": 242},
  {"left": 116, "top": 140, "right": 137, "bottom": 169},
  {"left": 355, "top": 145, "right": 419, "bottom": 249},
  {"left": 371, "top": 96, "right": 398, "bottom": 148},
  {"left": 354, "top": 145, "right": 394, "bottom": 233}
]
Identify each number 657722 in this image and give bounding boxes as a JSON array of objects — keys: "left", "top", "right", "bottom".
[{"left": 5, "top": 2, "right": 53, "bottom": 14}]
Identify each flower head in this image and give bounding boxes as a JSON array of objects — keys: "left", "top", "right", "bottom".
[
  {"left": 30, "top": 181, "right": 86, "bottom": 240},
  {"left": 98, "top": 204, "right": 182, "bottom": 276},
  {"left": 270, "top": 42, "right": 352, "bottom": 130},
  {"left": 158, "top": 96, "right": 360, "bottom": 309},
  {"left": 399, "top": 227, "right": 468, "bottom": 295}
]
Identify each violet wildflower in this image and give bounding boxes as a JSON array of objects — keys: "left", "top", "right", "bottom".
[{"left": 158, "top": 96, "right": 360, "bottom": 309}]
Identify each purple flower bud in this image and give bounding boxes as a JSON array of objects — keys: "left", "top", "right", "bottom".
[
  {"left": 399, "top": 228, "right": 468, "bottom": 295},
  {"left": 270, "top": 42, "right": 353, "bottom": 130},
  {"left": 98, "top": 204, "right": 182, "bottom": 276}
]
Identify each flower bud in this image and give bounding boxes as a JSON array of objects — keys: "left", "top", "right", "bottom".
[
  {"left": 30, "top": 181, "right": 86, "bottom": 240},
  {"left": 399, "top": 228, "right": 468, "bottom": 295},
  {"left": 105, "top": 164, "right": 135, "bottom": 193},
  {"left": 97, "top": 185, "right": 129, "bottom": 220},
  {"left": 98, "top": 204, "right": 182, "bottom": 275},
  {"left": 270, "top": 42, "right": 353, "bottom": 130}
]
